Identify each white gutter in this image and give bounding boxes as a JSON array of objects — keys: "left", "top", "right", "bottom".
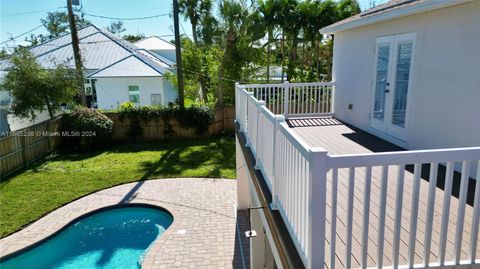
[{"left": 320, "top": 0, "right": 472, "bottom": 34}]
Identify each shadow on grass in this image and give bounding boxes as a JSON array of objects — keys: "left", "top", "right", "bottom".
[{"left": 137, "top": 139, "right": 235, "bottom": 179}]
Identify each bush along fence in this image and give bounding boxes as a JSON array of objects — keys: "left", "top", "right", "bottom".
[
  {"left": 0, "top": 116, "right": 62, "bottom": 179},
  {"left": 106, "top": 106, "right": 235, "bottom": 141}
]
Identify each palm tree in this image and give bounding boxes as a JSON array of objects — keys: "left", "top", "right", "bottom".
[
  {"left": 216, "top": 0, "right": 265, "bottom": 107},
  {"left": 178, "top": 0, "right": 214, "bottom": 103},
  {"left": 259, "top": 0, "right": 278, "bottom": 83},
  {"left": 276, "top": 0, "right": 301, "bottom": 81}
]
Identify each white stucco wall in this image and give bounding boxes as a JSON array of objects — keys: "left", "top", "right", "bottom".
[
  {"left": 94, "top": 77, "right": 178, "bottom": 109},
  {"left": 332, "top": 0, "right": 480, "bottom": 150}
]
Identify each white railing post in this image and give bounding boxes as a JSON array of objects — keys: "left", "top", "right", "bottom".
[
  {"left": 308, "top": 147, "right": 329, "bottom": 269},
  {"left": 239, "top": 87, "right": 247, "bottom": 133},
  {"left": 245, "top": 92, "right": 254, "bottom": 147},
  {"left": 255, "top": 100, "right": 266, "bottom": 170},
  {"left": 330, "top": 83, "right": 335, "bottom": 115},
  {"left": 283, "top": 81, "right": 290, "bottom": 118},
  {"left": 271, "top": 114, "right": 285, "bottom": 210}
]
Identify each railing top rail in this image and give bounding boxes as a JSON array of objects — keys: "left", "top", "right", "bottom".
[
  {"left": 240, "top": 83, "right": 284, "bottom": 88},
  {"left": 260, "top": 105, "right": 276, "bottom": 122},
  {"left": 288, "top": 81, "right": 335, "bottom": 87},
  {"left": 327, "top": 147, "right": 480, "bottom": 169},
  {"left": 278, "top": 121, "right": 312, "bottom": 158},
  {"left": 239, "top": 81, "right": 335, "bottom": 89}
]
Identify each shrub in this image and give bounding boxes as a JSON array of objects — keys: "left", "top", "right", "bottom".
[
  {"left": 116, "top": 104, "right": 215, "bottom": 136},
  {"left": 62, "top": 107, "right": 113, "bottom": 151},
  {"left": 176, "top": 106, "right": 215, "bottom": 135}
]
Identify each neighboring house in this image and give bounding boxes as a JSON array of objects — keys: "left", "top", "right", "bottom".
[
  {"left": 135, "top": 36, "right": 177, "bottom": 63},
  {"left": 0, "top": 25, "right": 178, "bottom": 110},
  {"left": 234, "top": 1, "right": 480, "bottom": 269}
]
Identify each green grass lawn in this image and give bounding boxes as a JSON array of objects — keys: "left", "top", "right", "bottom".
[{"left": 0, "top": 136, "right": 236, "bottom": 238}]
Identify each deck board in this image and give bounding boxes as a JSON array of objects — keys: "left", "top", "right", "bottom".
[{"left": 288, "top": 117, "right": 479, "bottom": 268}]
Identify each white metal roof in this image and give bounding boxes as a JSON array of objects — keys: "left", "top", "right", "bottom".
[
  {"left": 89, "top": 55, "right": 164, "bottom": 77},
  {"left": 135, "top": 36, "right": 176, "bottom": 51},
  {"left": 1, "top": 25, "right": 174, "bottom": 77},
  {"left": 35, "top": 32, "right": 132, "bottom": 69}
]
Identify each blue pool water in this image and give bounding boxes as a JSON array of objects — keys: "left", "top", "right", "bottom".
[{"left": 0, "top": 206, "right": 173, "bottom": 269}]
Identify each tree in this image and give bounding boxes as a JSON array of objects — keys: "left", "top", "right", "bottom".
[
  {"left": 178, "top": 0, "right": 217, "bottom": 103},
  {"left": 123, "top": 34, "right": 145, "bottom": 43},
  {"left": 216, "top": 0, "right": 265, "bottom": 106},
  {"left": 0, "top": 49, "right": 8, "bottom": 60},
  {"left": 0, "top": 49, "right": 78, "bottom": 119},
  {"left": 23, "top": 11, "right": 90, "bottom": 47},
  {"left": 41, "top": 11, "right": 90, "bottom": 40},
  {"left": 337, "top": 0, "right": 361, "bottom": 20},
  {"left": 259, "top": 0, "right": 280, "bottom": 82},
  {"left": 107, "top": 21, "right": 126, "bottom": 34}
]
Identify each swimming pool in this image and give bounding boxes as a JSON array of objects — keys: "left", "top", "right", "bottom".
[{"left": 0, "top": 205, "right": 173, "bottom": 269}]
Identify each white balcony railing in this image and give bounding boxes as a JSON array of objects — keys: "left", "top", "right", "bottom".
[{"left": 235, "top": 82, "right": 480, "bottom": 269}]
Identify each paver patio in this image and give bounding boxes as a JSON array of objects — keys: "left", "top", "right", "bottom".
[{"left": 0, "top": 178, "right": 249, "bottom": 269}]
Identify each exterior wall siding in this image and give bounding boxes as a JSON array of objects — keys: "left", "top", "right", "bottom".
[
  {"left": 95, "top": 76, "right": 177, "bottom": 109},
  {"left": 332, "top": 0, "right": 480, "bottom": 150}
]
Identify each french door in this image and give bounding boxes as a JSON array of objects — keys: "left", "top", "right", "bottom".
[{"left": 370, "top": 33, "right": 416, "bottom": 141}]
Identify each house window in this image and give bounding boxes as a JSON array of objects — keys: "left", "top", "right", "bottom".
[
  {"left": 151, "top": 94, "right": 162, "bottom": 106},
  {"left": 128, "top": 85, "right": 140, "bottom": 105}
]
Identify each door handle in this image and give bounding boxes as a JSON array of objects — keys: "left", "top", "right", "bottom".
[{"left": 385, "top": 90, "right": 390, "bottom": 93}]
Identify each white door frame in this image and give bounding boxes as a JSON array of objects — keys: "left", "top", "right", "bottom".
[{"left": 370, "top": 32, "right": 416, "bottom": 141}]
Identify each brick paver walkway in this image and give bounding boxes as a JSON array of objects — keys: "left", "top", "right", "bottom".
[{"left": 0, "top": 178, "right": 250, "bottom": 269}]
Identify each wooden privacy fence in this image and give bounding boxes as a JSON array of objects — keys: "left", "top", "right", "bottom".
[
  {"left": 105, "top": 107, "right": 235, "bottom": 141},
  {"left": 0, "top": 107, "right": 234, "bottom": 178},
  {"left": 0, "top": 117, "right": 62, "bottom": 179}
]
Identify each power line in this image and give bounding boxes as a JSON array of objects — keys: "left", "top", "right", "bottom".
[
  {"left": 0, "top": 7, "right": 66, "bottom": 18},
  {"left": 0, "top": 25, "right": 44, "bottom": 45},
  {"left": 82, "top": 12, "right": 169, "bottom": 21}
]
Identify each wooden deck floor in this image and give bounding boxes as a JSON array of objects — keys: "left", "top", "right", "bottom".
[{"left": 288, "top": 117, "right": 479, "bottom": 268}]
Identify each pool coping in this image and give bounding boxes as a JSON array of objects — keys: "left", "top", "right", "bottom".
[
  {"left": 0, "top": 178, "right": 239, "bottom": 269},
  {"left": 0, "top": 203, "right": 174, "bottom": 268}
]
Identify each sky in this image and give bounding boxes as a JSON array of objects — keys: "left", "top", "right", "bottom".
[{"left": 0, "top": 0, "right": 387, "bottom": 48}]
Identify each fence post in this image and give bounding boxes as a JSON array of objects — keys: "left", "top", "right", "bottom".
[
  {"left": 271, "top": 114, "right": 285, "bottom": 210},
  {"left": 254, "top": 100, "right": 266, "bottom": 170},
  {"left": 21, "top": 135, "right": 28, "bottom": 168},
  {"left": 283, "top": 81, "right": 290, "bottom": 118},
  {"left": 46, "top": 120, "right": 52, "bottom": 151},
  {"left": 308, "top": 147, "right": 329, "bottom": 269}
]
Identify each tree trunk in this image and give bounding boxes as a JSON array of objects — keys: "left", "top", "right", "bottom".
[
  {"left": 190, "top": 18, "right": 208, "bottom": 103},
  {"left": 287, "top": 33, "right": 298, "bottom": 82},
  {"left": 0, "top": 108, "right": 10, "bottom": 135},
  {"left": 216, "top": 30, "right": 234, "bottom": 108},
  {"left": 45, "top": 97, "right": 54, "bottom": 119},
  {"left": 266, "top": 28, "right": 272, "bottom": 83},
  {"left": 191, "top": 19, "right": 198, "bottom": 44},
  {"left": 200, "top": 76, "right": 208, "bottom": 103}
]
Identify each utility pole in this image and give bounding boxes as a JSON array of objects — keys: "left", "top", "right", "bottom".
[
  {"left": 173, "top": 0, "right": 185, "bottom": 109},
  {"left": 67, "top": 0, "right": 87, "bottom": 106}
]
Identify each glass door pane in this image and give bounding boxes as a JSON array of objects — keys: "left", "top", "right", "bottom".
[
  {"left": 373, "top": 44, "right": 391, "bottom": 121},
  {"left": 391, "top": 42, "right": 412, "bottom": 128}
]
